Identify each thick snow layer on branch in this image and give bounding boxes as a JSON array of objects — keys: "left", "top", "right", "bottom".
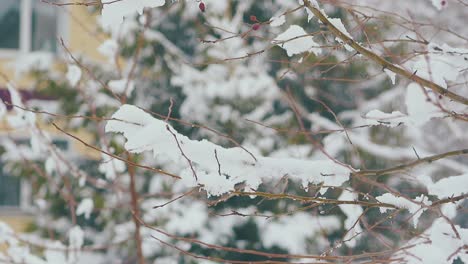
[
  {"left": 273, "top": 25, "right": 321, "bottom": 57},
  {"left": 106, "top": 104, "right": 351, "bottom": 196},
  {"left": 421, "top": 173, "right": 468, "bottom": 199},
  {"left": 393, "top": 219, "right": 468, "bottom": 263},
  {"left": 364, "top": 82, "right": 444, "bottom": 127}
]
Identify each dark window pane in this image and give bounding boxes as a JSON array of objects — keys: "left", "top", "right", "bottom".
[
  {"left": 52, "top": 139, "right": 69, "bottom": 151},
  {"left": 32, "top": 1, "right": 58, "bottom": 52},
  {"left": 0, "top": 0, "right": 20, "bottom": 49},
  {"left": 0, "top": 165, "right": 20, "bottom": 207}
]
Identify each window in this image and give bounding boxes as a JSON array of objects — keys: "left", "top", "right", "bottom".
[
  {"left": 0, "top": 137, "right": 70, "bottom": 210},
  {"left": 0, "top": 0, "right": 64, "bottom": 56},
  {"left": 0, "top": 1, "right": 20, "bottom": 50},
  {"left": 0, "top": 162, "right": 21, "bottom": 207}
]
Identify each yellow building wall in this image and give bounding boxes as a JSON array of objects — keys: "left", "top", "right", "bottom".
[
  {"left": 0, "top": 5, "right": 107, "bottom": 84},
  {"left": 0, "top": 5, "right": 105, "bottom": 232}
]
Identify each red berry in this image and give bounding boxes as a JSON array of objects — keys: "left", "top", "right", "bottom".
[
  {"left": 252, "top": 23, "right": 261, "bottom": 30},
  {"left": 199, "top": 2, "right": 205, "bottom": 12},
  {"left": 441, "top": 0, "right": 446, "bottom": 6},
  {"left": 250, "top": 15, "right": 258, "bottom": 22}
]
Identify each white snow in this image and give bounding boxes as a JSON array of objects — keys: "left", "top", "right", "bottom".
[
  {"left": 384, "top": 69, "right": 396, "bottom": 84},
  {"left": 106, "top": 104, "right": 351, "bottom": 196},
  {"left": 393, "top": 219, "right": 468, "bottom": 263},
  {"left": 328, "top": 18, "right": 354, "bottom": 51},
  {"left": 4, "top": 83, "right": 36, "bottom": 128},
  {"left": 405, "top": 83, "right": 444, "bottom": 126},
  {"left": 364, "top": 110, "right": 408, "bottom": 127},
  {"left": 98, "top": 152, "right": 126, "bottom": 180},
  {"left": 258, "top": 213, "right": 340, "bottom": 254},
  {"left": 76, "top": 198, "right": 94, "bottom": 220},
  {"left": 422, "top": 173, "right": 468, "bottom": 199},
  {"left": 100, "top": 0, "right": 165, "bottom": 33},
  {"left": 97, "top": 39, "right": 118, "bottom": 60},
  {"left": 273, "top": 25, "right": 321, "bottom": 57},
  {"left": 338, "top": 190, "right": 364, "bottom": 247},
  {"left": 66, "top": 64, "right": 82, "bottom": 87},
  {"left": 10, "top": 52, "right": 53, "bottom": 77},
  {"left": 270, "top": 15, "right": 286, "bottom": 27},
  {"left": 363, "top": 82, "right": 445, "bottom": 127},
  {"left": 410, "top": 43, "right": 468, "bottom": 88},
  {"left": 298, "top": 0, "right": 318, "bottom": 21},
  {"left": 376, "top": 193, "right": 431, "bottom": 227},
  {"left": 108, "top": 79, "right": 135, "bottom": 96}
]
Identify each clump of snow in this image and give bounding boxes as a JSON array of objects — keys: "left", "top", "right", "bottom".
[
  {"left": 363, "top": 82, "right": 445, "bottom": 127},
  {"left": 273, "top": 25, "right": 321, "bottom": 57},
  {"left": 384, "top": 69, "right": 396, "bottom": 84},
  {"left": 106, "top": 104, "right": 351, "bottom": 196},
  {"left": 69, "top": 226, "right": 84, "bottom": 262},
  {"left": 76, "top": 198, "right": 94, "bottom": 220},
  {"left": 108, "top": 79, "right": 135, "bottom": 96},
  {"left": 3, "top": 83, "right": 36, "bottom": 128},
  {"left": 10, "top": 52, "right": 53, "bottom": 77},
  {"left": 421, "top": 173, "right": 468, "bottom": 199},
  {"left": 66, "top": 64, "right": 82, "bottom": 87},
  {"left": 376, "top": 193, "right": 431, "bottom": 227},
  {"left": 45, "top": 152, "right": 68, "bottom": 176},
  {"left": 100, "top": 0, "right": 165, "bottom": 33},
  {"left": 257, "top": 213, "right": 340, "bottom": 254},
  {"left": 405, "top": 83, "right": 444, "bottom": 126},
  {"left": 410, "top": 43, "right": 468, "bottom": 88},
  {"left": 270, "top": 15, "right": 286, "bottom": 27},
  {"left": 298, "top": 0, "right": 318, "bottom": 21},
  {"left": 338, "top": 190, "right": 364, "bottom": 247},
  {"left": 98, "top": 152, "right": 126, "bottom": 181},
  {"left": 98, "top": 39, "right": 118, "bottom": 60}
]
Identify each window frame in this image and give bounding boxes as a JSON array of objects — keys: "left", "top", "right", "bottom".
[{"left": 0, "top": 0, "right": 68, "bottom": 58}]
